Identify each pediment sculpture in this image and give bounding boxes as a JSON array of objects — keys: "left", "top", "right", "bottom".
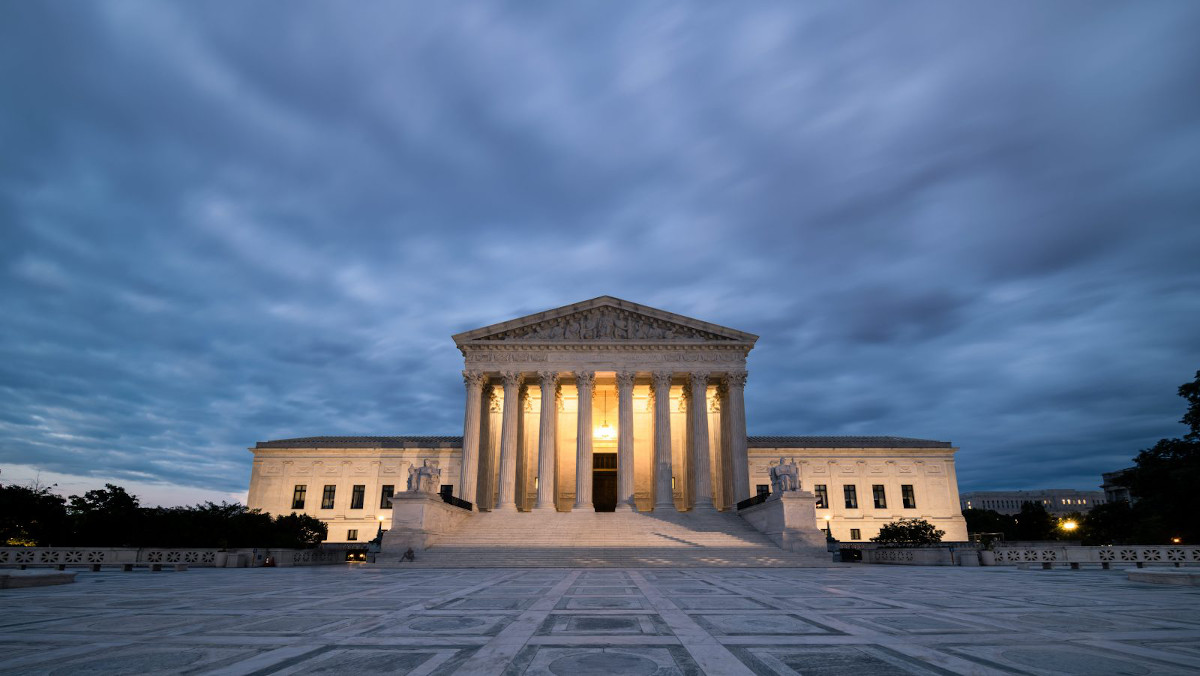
[{"left": 479, "top": 307, "right": 733, "bottom": 342}]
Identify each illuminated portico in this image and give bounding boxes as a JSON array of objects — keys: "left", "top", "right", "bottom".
[{"left": 452, "top": 296, "right": 756, "bottom": 513}]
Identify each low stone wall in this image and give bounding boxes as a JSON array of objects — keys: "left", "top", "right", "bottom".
[
  {"left": 861, "top": 547, "right": 961, "bottom": 566},
  {"left": 0, "top": 547, "right": 341, "bottom": 569},
  {"left": 991, "top": 545, "right": 1200, "bottom": 568},
  {"left": 1127, "top": 570, "right": 1200, "bottom": 586}
]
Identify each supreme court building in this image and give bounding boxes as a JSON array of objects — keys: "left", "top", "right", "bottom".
[{"left": 247, "top": 297, "right": 969, "bottom": 544}]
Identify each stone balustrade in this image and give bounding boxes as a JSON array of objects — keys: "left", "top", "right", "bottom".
[
  {"left": 992, "top": 544, "right": 1200, "bottom": 568},
  {"left": 851, "top": 543, "right": 1200, "bottom": 568},
  {"left": 0, "top": 547, "right": 343, "bottom": 569}
]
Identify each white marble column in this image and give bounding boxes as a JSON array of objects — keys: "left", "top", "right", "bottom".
[
  {"left": 476, "top": 384, "right": 496, "bottom": 509},
  {"left": 534, "top": 371, "right": 559, "bottom": 511},
  {"left": 689, "top": 371, "right": 715, "bottom": 511},
  {"left": 495, "top": 371, "right": 522, "bottom": 512},
  {"left": 725, "top": 372, "right": 751, "bottom": 504},
  {"left": 615, "top": 370, "right": 636, "bottom": 511},
  {"left": 717, "top": 383, "right": 733, "bottom": 510},
  {"left": 651, "top": 371, "right": 675, "bottom": 510},
  {"left": 514, "top": 384, "right": 528, "bottom": 510},
  {"left": 573, "top": 371, "right": 595, "bottom": 510},
  {"left": 458, "top": 371, "right": 485, "bottom": 508}
]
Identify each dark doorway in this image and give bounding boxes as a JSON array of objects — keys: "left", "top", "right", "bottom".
[{"left": 593, "top": 453, "right": 617, "bottom": 512}]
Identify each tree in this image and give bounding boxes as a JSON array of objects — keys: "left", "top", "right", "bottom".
[
  {"left": 872, "top": 518, "right": 945, "bottom": 546},
  {"left": 0, "top": 481, "right": 68, "bottom": 546},
  {"left": 1079, "top": 501, "right": 1142, "bottom": 545},
  {"left": 68, "top": 484, "right": 142, "bottom": 546},
  {"left": 272, "top": 513, "right": 327, "bottom": 548},
  {"left": 1117, "top": 370, "right": 1200, "bottom": 544},
  {"left": 1012, "top": 501, "right": 1055, "bottom": 541},
  {"left": 962, "top": 508, "right": 1016, "bottom": 541}
]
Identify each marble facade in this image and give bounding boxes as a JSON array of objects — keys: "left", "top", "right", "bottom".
[{"left": 248, "top": 297, "right": 968, "bottom": 543}]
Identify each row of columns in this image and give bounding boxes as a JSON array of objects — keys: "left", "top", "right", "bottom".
[{"left": 458, "top": 370, "right": 750, "bottom": 512}]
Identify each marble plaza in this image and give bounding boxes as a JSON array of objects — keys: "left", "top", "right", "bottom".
[{"left": 3, "top": 566, "right": 1200, "bottom": 674}]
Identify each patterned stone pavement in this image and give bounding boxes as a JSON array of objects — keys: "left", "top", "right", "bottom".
[{"left": 1, "top": 565, "right": 1199, "bottom": 675}]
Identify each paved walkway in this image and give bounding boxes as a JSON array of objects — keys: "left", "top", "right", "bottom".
[{"left": 1, "top": 566, "right": 1198, "bottom": 674}]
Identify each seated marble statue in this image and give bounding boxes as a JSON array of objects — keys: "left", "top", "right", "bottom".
[
  {"left": 768, "top": 457, "right": 800, "bottom": 496},
  {"left": 407, "top": 459, "right": 442, "bottom": 494}
]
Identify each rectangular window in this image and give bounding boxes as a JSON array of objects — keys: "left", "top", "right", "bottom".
[
  {"left": 321, "top": 485, "right": 336, "bottom": 509},
  {"left": 380, "top": 485, "right": 394, "bottom": 509},
  {"left": 843, "top": 485, "right": 858, "bottom": 509},
  {"left": 902, "top": 484, "right": 916, "bottom": 509},
  {"left": 872, "top": 485, "right": 887, "bottom": 509},
  {"left": 350, "top": 485, "right": 365, "bottom": 509},
  {"left": 439, "top": 484, "right": 453, "bottom": 499},
  {"left": 347, "top": 529, "right": 358, "bottom": 541},
  {"left": 756, "top": 484, "right": 769, "bottom": 497},
  {"left": 814, "top": 485, "right": 828, "bottom": 509},
  {"left": 850, "top": 528, "right": 861, "bottom": 540},
  {"left": 291, "top": 485, "right": 307, "bottom": 510}
]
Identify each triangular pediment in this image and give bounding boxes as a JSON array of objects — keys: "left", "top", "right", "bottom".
[{"left": 453, "top": 296, "right": 757, "bottom": 345}]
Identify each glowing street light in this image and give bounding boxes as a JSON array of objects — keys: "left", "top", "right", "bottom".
[{"left": 1060, "top": 520, "right": 1078, "bottom": 532}]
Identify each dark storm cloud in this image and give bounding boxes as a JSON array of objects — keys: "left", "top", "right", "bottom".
[{"left": 1, "top": 1, "right": 1198, "bottom": 500}]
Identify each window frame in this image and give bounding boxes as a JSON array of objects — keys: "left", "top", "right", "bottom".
[
  {"left": 380, "top": 485, "right": 394, "bottom": 509},
  {"left": 872, "top": 484, "right": 887, "bottom": 509},
  {"left": 843, "top": 484, "right": 858, "bottom": 509},
  {"left": 347, "top": 529, "right": 358, "bottom": 541},
  {"left": 813, "top": 484, "right": 828, "bottom": 509},
  {"left": 321, "top": 484, "right": 336, "bottom": 510},
  {"left": 350, "top": 484, "right": 365, "bottom": 510},
  {"left": 901, "top": 484, "right": 917, "bottom": 509},
  {"left": 291, "top": 485, "right": 307, "bottom": 510}
]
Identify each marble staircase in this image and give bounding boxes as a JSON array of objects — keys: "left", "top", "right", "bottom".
[{"left": 373, "top": 509, "right": 832, "bottom": 568}]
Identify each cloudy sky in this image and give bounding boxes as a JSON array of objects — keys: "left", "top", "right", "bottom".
[{"left": 2, "top": 2, "right": 1198, "bottom": 506}]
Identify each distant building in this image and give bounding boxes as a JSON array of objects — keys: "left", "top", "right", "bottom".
[
  {"left": 1100, "top": 468, "right": 1135, "bottom": 504},
  {"left": 960, "top": 489, "right": 1105, "bottom": 515}
]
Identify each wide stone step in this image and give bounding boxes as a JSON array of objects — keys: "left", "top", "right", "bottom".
[{"left": 372, "top": 509, "right": 831, "bottom": 568}]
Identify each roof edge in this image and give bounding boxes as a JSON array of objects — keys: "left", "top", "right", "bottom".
[
  {"left": 748, "top": 435, "right": 953, "bottom": 449},
  {"left": 452, "top": 296, "right": 758, "bottom": 345}
]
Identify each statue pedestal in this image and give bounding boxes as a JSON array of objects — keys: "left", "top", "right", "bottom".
[
  {"left": 738, "top": 491, "right": 827, "bottom": 554},
  {"left": 380, "top": 493, "right": 472, "bottom": 553}
]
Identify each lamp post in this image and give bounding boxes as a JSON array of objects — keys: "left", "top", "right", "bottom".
[
  {"left": 823, "top": 514, "right": 832, "bottom": 539},
  {"left": 376, "top": 514, "right": 387, "bottom": 539}
]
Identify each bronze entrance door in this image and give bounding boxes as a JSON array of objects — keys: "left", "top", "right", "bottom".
[{"left": 593, "top": 453, "right": 617, "bottom": 512}]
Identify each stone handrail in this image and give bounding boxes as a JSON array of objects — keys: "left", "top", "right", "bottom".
[{"left": 0, "top": 547, "right": 343, "bottom": 568}]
